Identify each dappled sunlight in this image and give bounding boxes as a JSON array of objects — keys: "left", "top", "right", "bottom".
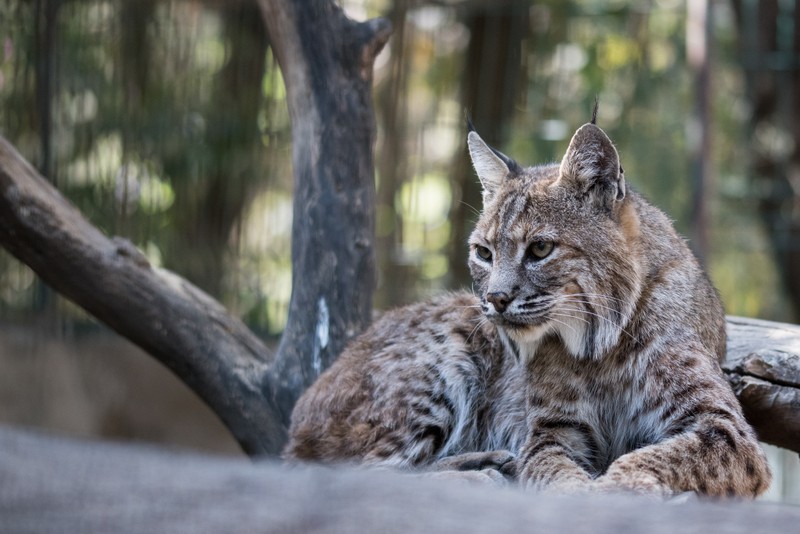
[
  {"left": 63, "top": 133, "right": 122, "bottom": 188},
  {"left": 0, "top": 261, "right": 35, "bottom": 309},
  {"left": 711, "top": 213, "right": 792, "bottom": 321},
  {"left": 233, "top": 189, "right": 293, "bottom": 334},
  {"left": 0, "top": 0, "right": 796, "bottom": 347}
]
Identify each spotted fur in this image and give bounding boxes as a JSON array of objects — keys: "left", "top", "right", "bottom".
[
  {"left": 286, "top": 294, "right": 526, "bottom": 472},
  {"left": 285, "top": 121, "right": 771, "bottom": 498}
]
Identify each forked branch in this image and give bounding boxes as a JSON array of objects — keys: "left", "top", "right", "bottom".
[{"left": 0, "top": 0, "right": 390, "bottom": 456}]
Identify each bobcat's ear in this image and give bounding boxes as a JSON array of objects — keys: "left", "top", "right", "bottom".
[
  {"left": 558, "top": 123, "right": 626, "bottom": 210},
  {"left": 467, "top": 129, "right": 518, "bottom": 204}
]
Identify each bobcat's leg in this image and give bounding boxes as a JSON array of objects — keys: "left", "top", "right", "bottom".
[
  {"left": 517, "top": 421, "right": 595, "bottom": 493},
  {"left": 594, "top": 409, "right": 771, "bottom": 498},
  {"left": 592, "top": 353, "right": 772, "bottom": 499}
]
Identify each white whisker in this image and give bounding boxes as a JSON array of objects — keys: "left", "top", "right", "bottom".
[
  {"left": 546, "top": 315, "right": 579, "bottom": 335},
  {"left": 558, "top": 297, "right": 626, "bottom": 318},
  {"left": 567, "top": 292, "right": 629, "bottom": 305},
  {"left": 550, "top": 311, "right": 591, "bottom": 327},
  {"left": 466, "top": 317, "right": 490, "bottom": 343},
  {"left": 557, "top": 305, "right": 638, "bottom": 342},
  {"left": 459, "top": 200, "right": 482, "bottom": 217}
]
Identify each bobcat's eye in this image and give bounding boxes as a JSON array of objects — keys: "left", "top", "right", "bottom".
[
  {"left": 528, "top": 240, "right": 554, "bottom": 260},
  {"left": 475, "top": 245, "right": 493, "bottom": 262}
]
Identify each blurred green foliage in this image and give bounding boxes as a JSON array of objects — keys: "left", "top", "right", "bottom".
[{"left": 0, "top": 0, "right": 795, "bottom": 334}]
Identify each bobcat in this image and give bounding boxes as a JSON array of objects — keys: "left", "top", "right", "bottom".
[{"left": 285, "top": 115, "right": 772, "bottom": 498}]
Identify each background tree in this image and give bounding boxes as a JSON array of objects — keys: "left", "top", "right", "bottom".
[
  {"left": 446, "top": 1, "right": 529, "bottom": 288},
  {"left": 731, "top": 0, "right": 800, "bottom": 319}
]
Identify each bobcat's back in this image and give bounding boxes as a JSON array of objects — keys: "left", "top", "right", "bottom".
[{"left": 286, "top": 292, "right": 527, "bottom": 466}]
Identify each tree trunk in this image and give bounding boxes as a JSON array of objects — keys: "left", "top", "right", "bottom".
[
  {"left": 169, "top": 1, "right": 268, "bottom": 298},
  {"left": 257, "top": 0, "right": 390, "bottom": 424},
  {"left": 32, "top": 0, "right": 59, "bottom": 315},
  {"left": 374, "top": 0, "right": 412, "bottom": 309},
  {"left": 687, "top": 0, "right": 712, "bottom": 265},
  {"left": 731, "top": 0, "right": 800, "bottom": 320}
]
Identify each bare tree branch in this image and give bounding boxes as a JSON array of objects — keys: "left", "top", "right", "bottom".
[{"left": 0, "top": 136, "right": 285, "bottom": 455}]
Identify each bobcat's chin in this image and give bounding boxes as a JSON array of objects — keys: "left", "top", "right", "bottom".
[
  {"left": 492, "top": 311, "right": 591, "bottom": 362},
  {"left": 481, "top": 293, "right": 608, "bottom": 361},
  {"left": 488, "top": 313, "right": 548, "bottom": 330}
]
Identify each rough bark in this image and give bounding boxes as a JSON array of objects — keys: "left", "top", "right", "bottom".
[
  {"left": 724, "top": 316, "right": 800, "bottom": 451},
  {"left": 2, "top": 425, "right": 799, "bottom": 534},
  {"left": 257, "top": 0, "right": 390, "bottom": 426}
]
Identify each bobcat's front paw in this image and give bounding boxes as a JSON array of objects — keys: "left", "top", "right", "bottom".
[
  {"left": 593, "top": 472, "right": 674, "bottom": 499},
  {"left": 533, "top": 477, "right": 593, "bottom": 496},
  {"left": 423, "top": 468, "right": 510, "bottom": 487},
  {"left": 432, "top": 450, "right": 517, "bottom": 479},
  {"left": 517, "top": 459, "right": 592, "bottom": 495}
]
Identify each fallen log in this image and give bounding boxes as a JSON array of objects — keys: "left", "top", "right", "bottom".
[
  {"left": 724, "top": 317, "right": 800, "bottom": 452},
  {"left": 1, "top": 425, "right": 798, "bottom": 534}
]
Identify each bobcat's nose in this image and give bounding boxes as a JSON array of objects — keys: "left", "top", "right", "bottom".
[{"left": 486, "top": 291, "right": 514, "bottom": 313}]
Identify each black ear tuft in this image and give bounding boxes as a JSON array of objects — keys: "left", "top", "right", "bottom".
[
  {"left": 466, "top": 115, "right": 521, "bottom": 176},
  {"left": 559, "top": 123, "right": 624, "bottom": 210},
  {"left": 465, "top": 110, "right": 476, "bottom": 134},
  {"left": 591, "top": 97, "right": 599, "bottom": 125},
  {"left": 490, "top": 146, "right": 522, "bottom": 175}
]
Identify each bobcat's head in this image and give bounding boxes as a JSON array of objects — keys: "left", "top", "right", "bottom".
[{"left": 467, "top": 121, "right": 642, "bottom": 361}]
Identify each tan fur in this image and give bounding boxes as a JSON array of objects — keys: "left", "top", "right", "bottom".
[
  {"left": 285, "top": 121, "right": 771, "bottom": 498},
  {"left": 619, "top": 201, "right": 641, "bottom": 243}
]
